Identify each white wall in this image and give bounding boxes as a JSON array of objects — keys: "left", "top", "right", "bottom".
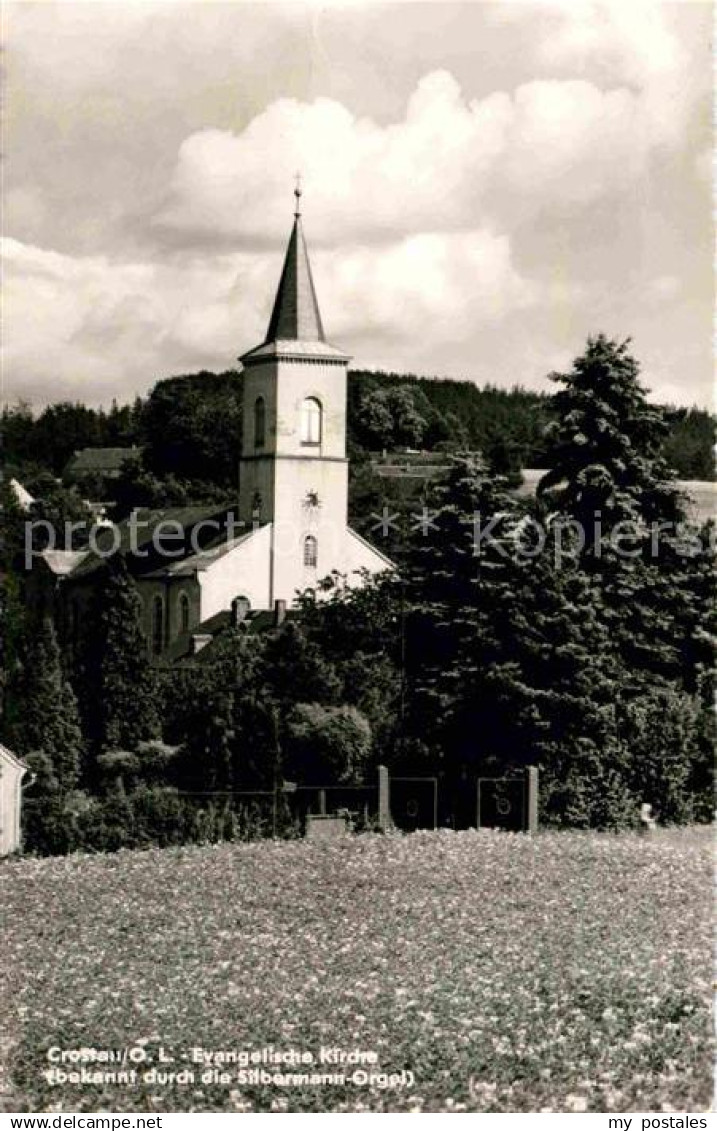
[
  {"left": 197, "top": 525, "right": 272, "bottom": 622},
  {"left": 343, "top": 527, "right": 395, "bottom": 584},
  {"left": 271, "top": 456, "right": 350, "bottom": 604},
  {"left": 0, "top": 753, "right": 26, "bottom": 855},
  {"left": 236, "top": 353, "right": 392, "bottom": 609},
  {"left": 274, "top": 359, "right": 346, "bottom": 459},
  {"left": 239, "top": 357, "right": 347, "bottom": 524}
]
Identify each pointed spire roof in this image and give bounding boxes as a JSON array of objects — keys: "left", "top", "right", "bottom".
[
  {"left": 264, "top": 213, "right": 326, "bottom": 343},
  {"left": 240, "top": 181, "right": 349, "bottom": 366}
]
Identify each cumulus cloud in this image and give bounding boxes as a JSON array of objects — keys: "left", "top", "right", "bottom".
[
  {"left": 2, "top": 217, "right": 536, "bottom": 403},
  {"left": 538, "top": 0, "right": 709, "bottom": 150},
  {"left": 2, "top": 237, "right": 259, "bottom": 403},
  {"left": 3, "top": 2, "right": 711, "bottom": 408},
  {"left": 154, "top": 68, "right": 662, "bottom": 249},
  {"left": 324, "top": 229, "right": 535, "bottom": 342}
]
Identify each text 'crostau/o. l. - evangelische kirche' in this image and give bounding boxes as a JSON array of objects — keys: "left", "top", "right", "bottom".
[{"left": 30, "top": 185, "right": 393, "bottom": 660}]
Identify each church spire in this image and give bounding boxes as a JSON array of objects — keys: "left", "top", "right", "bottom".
[
  {"left": 263, "top": 182, "right": 325, "bottom": 344},
  {"left": 240, "top": 182, "right": 349, "bottom": 366}
]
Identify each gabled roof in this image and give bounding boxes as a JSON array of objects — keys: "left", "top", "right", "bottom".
[
  {"left": 9, "top": 479, "right": 35, "bottom": 511},
  {"left": 41, "top": 549, "right": 91, "bottom": 576},
  {"left": 66, "top": 503, "right": 237, "bottom": 579},
  {"left": 240, "top": 198, "right": 349, "bottom": 366},
  {"left": 144, "top": 528, "right": 258, "bottom": 578},
  {"left": 346, "top": 526, "right": 396, "bottom": 569}
]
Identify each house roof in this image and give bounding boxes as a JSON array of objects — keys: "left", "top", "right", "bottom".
[
  {"left": 10, "top": 479, "right": 35, "bottom": 511},
  {"left": 240, "top": 198, "right": 349, "bottom": 366},
  {"left": 144, "top": 528, "right": 257, "bottom": 578},
  {"left": 65, "top": 446, "right": 141, "bottom": 475},
  {"left": 514, "top": 468, "right": 550, "bottom": 497},
  {"left": 241, "top": 338, "right": 349, "bottom": 365},
  {"left": 65, "top": 503, "right": 237, "bottom": 579},
  {"left": 346, "top": 525, "right": 396, "bottom": 569},
  {"left": 41, "top": 549, "right": 91, "bottom": 576}
]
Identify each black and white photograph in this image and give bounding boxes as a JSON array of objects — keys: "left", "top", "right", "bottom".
[{"left": 0, "top": 0, "right": 714, "bottom": 1120}]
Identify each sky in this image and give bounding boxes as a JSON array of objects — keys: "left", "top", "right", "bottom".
[{"left": 3, "top": 0, "right": 713, "bottom": 409}]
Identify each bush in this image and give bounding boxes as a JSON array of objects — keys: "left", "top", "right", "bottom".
[
  {"left": 284, "top": 703, "right": 372, "bottom": 785},
  {"left": 125, "top": 785, "right": 186, "bottom": 847},
  {"left": 621, "top": 687, "right": 702, "bottom": 824}
]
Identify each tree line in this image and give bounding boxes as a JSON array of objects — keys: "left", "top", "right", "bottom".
[
  {"left": 1, "top": 336, "right": 713, "bottom": 852},
  {"left": 3, "top": 366, "right": 714, "bottom": 502}
]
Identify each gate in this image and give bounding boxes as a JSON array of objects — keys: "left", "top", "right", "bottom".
[
  {"left": 476, "top": 767, "right": 539, "bottom": 833},
  {"left": 389, "top": 775, "right": 438, "bottom": 831}
]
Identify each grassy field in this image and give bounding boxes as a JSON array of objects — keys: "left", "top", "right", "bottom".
[{"left": 1, "top": 827, "right": 712, "bottom": 1113}]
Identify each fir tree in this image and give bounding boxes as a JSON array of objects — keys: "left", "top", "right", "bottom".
[
  {"left": 87, "top": 560, "right": 161, "bottom": 753},
  {"left": 6, "top": 616, "right": 83, "bottom": 791},
  {"left": 400, "top": 453, "right": 640, "bottom": 826},
  {"left": 539, "top": 334, "right": 684, "bottom": 538},
  {"left": 538, "top": 335, "right": 714, "bottom": 683},
  {"left": 402, "top": 453, "right": 520, "bottom": 763}
]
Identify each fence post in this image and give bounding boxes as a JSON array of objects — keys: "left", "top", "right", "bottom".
[
  {"left": 525, "top": 766, "right": 539, "bottom": 834},
  {"left": 378, "top": 764, "right": 391, "bottom": 831}
]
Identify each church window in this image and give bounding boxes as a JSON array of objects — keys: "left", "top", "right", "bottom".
[
  {"left": 254, "top": 397, "right": 266, "bottom": 449},
  {"left": 152, "top": 596, "right": 164, "bottom": 655},
  {"left": 303, "top": 535, "right": 318, "bottom": 569},
  {"left": 179, "top": 592, "right": 190, "bottom": 634},
  {"left": 300, "top": 397, "right": 322, "bottom": 446}
]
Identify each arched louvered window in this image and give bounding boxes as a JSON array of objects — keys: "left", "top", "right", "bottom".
[
  {"left": 254, "top": 396, "right": 266, "bottom": 449},
  {"left": 152, "top": 596, "right": 164, "bottom": 655},
  {"left": 300, "top": 397, "right": 322, "bottom": 446},
  {"left": 179, "top": 592, "right": 190, "bottom": 634},
  {"left": 303, "top": 535, "right": 318, "bottom": 569}
]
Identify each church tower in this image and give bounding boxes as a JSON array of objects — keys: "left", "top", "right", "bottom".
[
  {"left": 238, "top": 184, "right": 389, "bottom": 607},
  {"left": 43, "top": 184, "right": 391, "bottom": 648}
]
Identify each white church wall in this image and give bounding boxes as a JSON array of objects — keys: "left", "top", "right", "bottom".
[
  {"left": 275, "top": 359, "right": 346, "bottom": 459},
  {"left": 239, "top": 454, "right": 277, "bottom": 524},
  {"left": 343, "top": 527, "right": 395, "bottom": 583},
  {"left": 197, "top": 524, "right": 272, "bottom": 621},
  {"left": 241, "top": 365, "right": 278, "bottom": 455},
  {"left": 271, "top": 456, "right": 350, "bottom": 605}
]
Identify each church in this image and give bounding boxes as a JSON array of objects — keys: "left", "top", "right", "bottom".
[{"left": 33, "top": 187, "right": 392, "bottom": 658}]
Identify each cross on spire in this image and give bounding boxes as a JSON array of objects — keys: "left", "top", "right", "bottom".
[{"left": 294, "top": 172, "right": 302, "bottom": 217}]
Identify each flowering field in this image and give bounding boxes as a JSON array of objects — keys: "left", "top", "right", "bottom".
[{"left": 1, "top": 827, "right": 712, "bottom": 1113}]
